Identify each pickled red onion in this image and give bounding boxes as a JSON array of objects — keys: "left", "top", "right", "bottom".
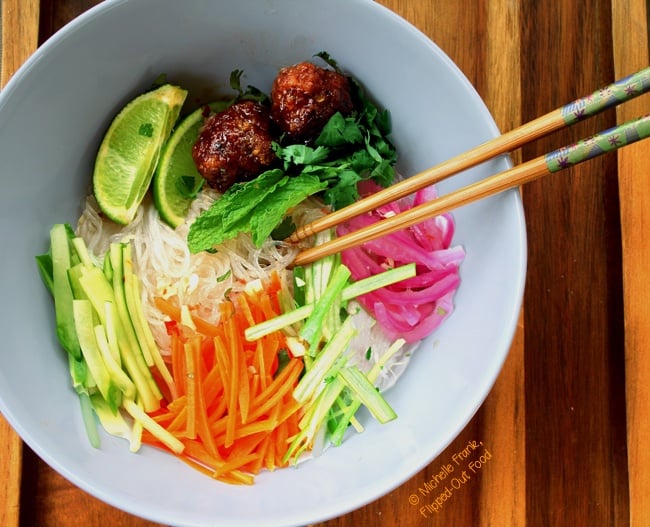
[{"left": 338, "top": 181, "right": 464, "bottom": 343}]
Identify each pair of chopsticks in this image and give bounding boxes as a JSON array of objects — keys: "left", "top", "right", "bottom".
[{"left": 289, "top": 67, "right": 650, "bottom": 266}]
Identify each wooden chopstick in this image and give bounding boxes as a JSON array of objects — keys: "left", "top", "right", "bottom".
[
  {"left": 292, "top": 113, "right": 650, "bottom": 266},
  {"left": 287, "top": 67, "right": 650, "bottom": 245}
]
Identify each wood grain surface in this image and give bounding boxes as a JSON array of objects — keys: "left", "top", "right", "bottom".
[{"left": 0, "top": 1, "right": 647, "bottom": 526}]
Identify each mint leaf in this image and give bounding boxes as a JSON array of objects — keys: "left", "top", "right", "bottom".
[
  {"left": 187, "top": 210, "right": 226, "bottom": 252},
  {"left": 250, "top": 175, "right": 327, "bottom": 246},
  {"left": 220, "top": 169, "right": 288, "bottom": 229},
  {"left": 187, "top": 172, "right": 325, "bottom": 252}
]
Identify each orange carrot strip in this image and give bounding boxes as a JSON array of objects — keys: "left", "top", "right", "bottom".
[
  {"left": 254, "top": 341, "right": 268, "bottom": 391},
  {"left": 171, "top": 334, "right": 186, "bottom": 398},
  {"left": 236, "top": 293, "right": 256, "bottom": 327},
  {"left": 167, "top": 405, "right": 188, "bottom": 434},
  {"left": 249, "top": 359, "right": 303, "bottom": 421},
  {"left": 208, "top": 413, "right": 228, "bottom": 438},
  {"left": 261, "top": 332, "right": 281, "bottom": 379},
  {"left": 151, "top": 411, "right": 177, "bottom": 427},
  {"left": 206, "top": 395, "right": 228, "bottom": 424},
  {"left": 181, "top": 439, "right": 223, "bottom": 471},
  {"left": 226, "top": 315, "right": 250, "bottom": 425},
  {"left": 203, "top": 363, "right": 224, "bottom": 408},
  {"left": 154, "top": 296, "right": 222, "bottom": 337},
  {"left": 214, "top": 334, "right": 237, "bottom": 448},
  {"left": 258, "top": 433, "right": 276, "bottom": 472},
  {"left": 259, "top": 293, "right": 279, "bottom": 321},
  {"left": 194, "top": 364, "right": 220, "bottom": 459},
  {"left": 200, "top": 336, "right": 216, "bottom": 371},
  {"left": 251, "top": 374, "right": 260, "bottom": 401},
  {"left": 227, "top": 431, "right": 267, "bottom": 460},
  {"left": 167, "top": 394, "right": 187, "bottom": 414},
  {"left": 274, "top": 421, "right": 289, "bottom": 468},
  {"left": 214, "top": 470, "right": 255, "bottom": 486},
  {"left": 213, "top": 453, "right": 260, "bottom": 478}
]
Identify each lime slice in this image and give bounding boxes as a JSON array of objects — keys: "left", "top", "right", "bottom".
[
  {"left": 153, "top": 101, "right": 231, "bottom": 228},
  {"left": 93, "top": 84, "right": 188, "bottom": 225}
]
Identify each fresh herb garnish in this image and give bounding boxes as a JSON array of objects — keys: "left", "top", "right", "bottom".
[
  {"left": 187, "top": 56, "right": 396, "bottom": 252},
  {"left": 229, "top": 69, "right": 269, "bottom": 104},
  {"left": 187, "top": 169, "right": 326, "bottom": 252}
]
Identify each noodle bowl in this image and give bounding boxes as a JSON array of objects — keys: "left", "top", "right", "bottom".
[{"left": 77, "top": 191, "right": 415, "bottom": 392}]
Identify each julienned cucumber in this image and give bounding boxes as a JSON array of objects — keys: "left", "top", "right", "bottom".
[
  {"left": 283, "top": 255, "right": 409, "bottom": 463},
  {"left": 37, "top": 226, "right": 178, "bottom": 450},
  {"left": 50, "top": 223, "right": 82, "bottom": 360}
]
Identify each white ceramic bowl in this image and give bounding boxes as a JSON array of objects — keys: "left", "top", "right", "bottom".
[{"left": 0, "top": 1, "right": 526, "bottom": 525}]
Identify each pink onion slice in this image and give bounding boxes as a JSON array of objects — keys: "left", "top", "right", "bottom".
[{"left": 338, "top": 182, "right": 465, "bottom": 343}]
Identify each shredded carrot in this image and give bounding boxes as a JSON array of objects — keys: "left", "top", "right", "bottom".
[{"left": 144, "top": 274, "right": 306, "bottom": 484}]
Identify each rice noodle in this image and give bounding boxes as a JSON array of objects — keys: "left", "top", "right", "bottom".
[
  {"left": 75, "top": 190, "right": 412, "bottom": 391},
  {"left": 77, "top": 189, "right": 317, "bottom": 352}
]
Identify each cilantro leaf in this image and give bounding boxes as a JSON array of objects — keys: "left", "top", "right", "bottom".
[
  {"left": 315, "top": 113, "right": 364, "bottom": 148},
  {"left": 321, "top": 170, "right": 363, "bottom": 208},
  {"left": 188, "top": 54, "right": 399, "bottom": 249},
  {"left": 275, "top": 143, "right": 331, "bottom": 168}
]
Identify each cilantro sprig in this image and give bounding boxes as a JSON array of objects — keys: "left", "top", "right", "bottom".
[{"left": 187, "top": 56, "right": 397, "bottom": 253}]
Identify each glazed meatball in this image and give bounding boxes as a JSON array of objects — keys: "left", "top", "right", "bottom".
[
  {"left": 192, "top": 100, "right": 276, "bottom": 192},
  {"left": 270, "top": 61, "right": 354, "bottom": 142}
]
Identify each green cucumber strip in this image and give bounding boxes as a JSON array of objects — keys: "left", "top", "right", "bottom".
[
  {"left": 245, "top": 263, "right": 415, "bottom": 341},
  {"left": 94, "top": 322, "right": 136, "bottom": 399},
  {"left": 337, "top": 366, "right": 397, "bottom": 424},
  {"left": 122, "top": 243, "right": 176, "bottom": 398},
  {"left": 340, "top": 262, "right": 415, "bottom": 299},
  {"left": 35, "top": 253, "right": 54, "bottom": 296},
  {"left": 109, "top": 243, "right": 162, "bottom": 412},
  {"left": 299, "top": 264, "right": 350, "bottom": 348},
  {"left": 285, "top": 375, "right": 346, "bottom": 463},
  {"left": 292, "top": 266, "right": 306, "bottom": 307},
  {"left": 102, "top": 301, "right": 123, "bottom": 366},
  {"left": 50, "top": 224, "right": 82, "bottom": 359},
  {"left": 90, "top": 393, "right": 135, "bottom": 449},
  {"left": 329, "top": 338, "right": 406, "bottom": 445},
  {"left": 68, "top": 354, "right": 89, "bottom": 396},
  {"left": 68, "top": 263, "right": 88, "bottom": 302},
  {"left": 73, "top": 299, "right": 121, "bottom": 412},
  {"left": 293, "top": 316, "right": 356, "bottom": 404},
  {"left": 71, "top": 236, "right": 95, "bottom": 268},
  {"left": 121, "top": 244, "right": 154, "bottom": 367},
  {"left": 78, "top": 391, "right": 101, "bottom": 448},
  {"left": 78, "top": 266, "right": 116, "bottom": 323},
  {"left": 123, "top": 399, "right": 184, "bottom": 454}
]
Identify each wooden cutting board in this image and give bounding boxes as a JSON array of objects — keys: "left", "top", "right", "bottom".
[
  {"left": 0, "top": 2, "right": 40, "bottom": 525},
  {"left": 1, "top": 1, "right": 648, "bottom": 526}
]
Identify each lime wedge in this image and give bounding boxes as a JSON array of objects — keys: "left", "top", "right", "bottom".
[
  {"left": 93, "top": 84, "right": 188, "bottom": 225},
  {"left": 153, "top": 101, "right": 231, "bottom": 228}
]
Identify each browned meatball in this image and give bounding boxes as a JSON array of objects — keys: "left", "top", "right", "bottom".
[
  {"left": 270, "top": 61, "right": 354, "bottom": 142},
  {"left": 192, "top": 100, "right": 276, "bottom": 192}
]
